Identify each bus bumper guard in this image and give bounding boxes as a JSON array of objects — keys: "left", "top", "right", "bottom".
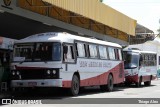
[{"left": 11, "top": 79, "right": 62, "bottom": 87}]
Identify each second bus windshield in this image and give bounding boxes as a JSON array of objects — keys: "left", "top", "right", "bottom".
[{"left": 123, "top": 52, "right": 139, "bottom": 69}]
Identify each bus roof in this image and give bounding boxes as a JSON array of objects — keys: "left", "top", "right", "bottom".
[
  {"left": 123, "top": 48, "right": 157, "bottom": 54},
  {"left": 15, "top": 32, "right": 121, "bottom": 48}
]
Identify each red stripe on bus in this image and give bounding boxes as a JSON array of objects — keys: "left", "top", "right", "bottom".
[
  {"left": 125, "top": 74, "right": 139, "bottom": 83},
  {"left": 125, "top": 75, "right": 157, "bottom": 83},
  {"left": 63, "top": 63, "right": 124, "bottom": 88}
]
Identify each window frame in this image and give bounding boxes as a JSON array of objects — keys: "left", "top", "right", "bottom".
[
  {"left": 108, "top": 47, "right": 116, "bottom": 60},
  {"left": 74, "top": 40, "right": 122, "bottom": 61},
  {"left": 98, "top": 45, "right": 108, "bottom": 59},
  {"left": 13, "top": 42, "right": 62, "bottom": 62},
  {"left": 62, "top": 43, "right": 76, "bottom": 64},
  {"left": 118, "top": 49, "right": 123, "bottom": 61},
  {"left": 88, "top": 44, "right": 98, "bottom": 59},
  {"left": 75, "top": 42, "right": 87, "bottom": 58}
]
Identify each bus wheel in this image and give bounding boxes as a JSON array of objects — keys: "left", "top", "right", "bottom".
[
  {"left": 144, "top": 76, "right": 152, "bottom": 86},
  {"left": 107, "top": 74, "right": 114, "bottom": 92},
  {"left": 70, "top": 75, "right": 80, "bottom": 96},
  {"left": 11, "top": 87, "right": 24, "bottom": 96},
  {"left": 100, "top": 85, "right": 107, "bottom": 91},
  {"left": 136, "top": 77, "right": 142, "bottom": 87},
  {"left": 125, "top": 82, "right": 131, "bottom": 87},
  {"left": 144, "top": 81, "right": 151, "bottom": 86}
]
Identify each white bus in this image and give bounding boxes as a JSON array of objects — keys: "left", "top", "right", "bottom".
[
  {"left": 11, "top": 32, "right": 124, "bottom": 96},
  {"left": 126, "top": 39, "right": 160, "bottom": 78},
  {"left": 123, "top": 48, "right": 157, "bottom": 87}
]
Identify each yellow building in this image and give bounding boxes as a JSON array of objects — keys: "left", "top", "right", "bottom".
[{"left": 0, "top": 0, "right": 136, "bottom": 45}]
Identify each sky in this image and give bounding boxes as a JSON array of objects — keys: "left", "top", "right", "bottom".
[{"left": 103, "top": 0, "right": 160, "bottom": 34}]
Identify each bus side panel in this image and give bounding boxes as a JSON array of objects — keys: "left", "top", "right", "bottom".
[
  {"left": 125, "top": 74, "right": 139, "bottom": 83},
  {"left": 61, "top": 60, "right": 124, "bottom": 88},
  {"left": 80, "top": 62, "right": 124, "bottom": 86},
  {"left": 139, "top": 66, "right": 157, "bottom": 82},
  {"left": 60, "top": 64, "right": 73, "bottom": 88},
  {"left": 125, "top": 66, "right": 157, "bottom": 84},
  {"left": 113, "top": 62, "right": 124, "bottom": 84}
]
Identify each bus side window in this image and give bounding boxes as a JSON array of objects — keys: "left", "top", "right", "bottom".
[
  {"left": 63, "top": 44, "right": 75, "bottom": 63},
  {"left": 75, "top": 43, "right": 78, "bottom": 56},
  {"left": 118, "top": 49, "right": 122, "bottom": 60},
  {"left": 154, "top": 54, "right": 156, "bottom": 65},
  {"left": 108, "top": 47, "right": 116, "bottom": 60},
  {"left": 63, "top": 45, "right": 68, "bottom": 61},
  {"left": 84, "top": 44, "right": 88, "bottom": 57},
  {"left": 70, "top": 46, "right": 75, "bottom": 59},
  {"left": 88, "top": 44, "right": 98, "bottom": 58},
  {"left": 99, "top": 45, "right": 108, "bottom": 59},
  {"left": 114, "top": 48, "right": 119, "bottom": 60},
  {"left": 139, "top": 55, "right": 143, "bottom": 66},
  {"left": 76, "top": 42, "right": 86, "bottom": 57}
]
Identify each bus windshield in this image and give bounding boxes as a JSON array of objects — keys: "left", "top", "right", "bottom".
[
  {"left": 13, "top": 42, "right": 61, "bottom": 62},
  {"left": 123, "top": 52, "right": 139, "bottom": 69}
]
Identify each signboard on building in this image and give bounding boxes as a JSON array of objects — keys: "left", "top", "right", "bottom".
[
  {"left": 0, "top": 37, "right": 3, "bottom": 45},
  {"left": 3, "top": 0, "right": 12, "bottom": 6},
  {"left": 0, "top": 37, "right": 15, "bottom": 50}
]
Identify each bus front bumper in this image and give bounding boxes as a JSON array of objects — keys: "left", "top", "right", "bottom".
[{"left": 11, "top": 79, "right": 62, "bottom": 87}]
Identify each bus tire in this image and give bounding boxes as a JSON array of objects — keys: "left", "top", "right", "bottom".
[
  {"left": 11, "top": 87, "right": 24, "bottom": 96},
  {"left": 107, "top": 74, "right": 114, "bottom": 92},
  {"left": 144, "top": 80, "right": 151, "bottom": 86},
  {"left": 70, "top": 75, "right": 80, "bottom": 96},
  {"left": 100, "top": 85, "right": 107, "bottom": 92},
  {"left": 144, "top": 76, "right": 151, "bottom": 86},
  {"left": 136, "top": 77, "right": 142, "bottom": 87},
  {"left": 125, "top": 82, "right": 131, "bottom": 87}
]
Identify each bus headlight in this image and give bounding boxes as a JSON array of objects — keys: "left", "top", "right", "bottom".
[
  {"left": 52, "top": 70, "right": 56, "bottom": 74},
  {"left": 16, "top": 71, "right": 20, "bottom": 75},
  {"left": 12, "top": 71, "right": 15, "bottom": 75},
  {"left": 47, "top": 70, "right": 51, "bottom": 75}
]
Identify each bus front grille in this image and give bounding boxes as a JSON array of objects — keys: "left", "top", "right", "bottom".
[{"left": 11, "top": 69, "right": 59, "bottom": 80}]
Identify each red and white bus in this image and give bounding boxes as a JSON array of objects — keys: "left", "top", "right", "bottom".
[
  {"left": 11, "top": 32, "right": 124, "bottom": 95},
  {"left": 123, "top": 48, "right": 157, "bottom": 87}
]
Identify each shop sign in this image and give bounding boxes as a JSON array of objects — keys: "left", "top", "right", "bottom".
[
  {"left": 3, "top": 0, "right": 12, "bottom": 6},
  {"left": 0, "top": 37, "right": 3, "bottom": 45},
  {"left": 0, "top": 37, "right": 14, "bottom": 50}
]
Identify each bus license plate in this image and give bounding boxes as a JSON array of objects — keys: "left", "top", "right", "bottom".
[{"left": 28, "top": 82, "right": 37, "bottom": 87}]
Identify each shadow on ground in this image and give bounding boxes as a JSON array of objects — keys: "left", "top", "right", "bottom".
[{"left": 0, "top": 83, "right": 156, "bottom": 101}]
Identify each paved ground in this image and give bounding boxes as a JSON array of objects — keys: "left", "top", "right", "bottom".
[{"left": 0, "top": 79, "right": 160, "bottom": 107}]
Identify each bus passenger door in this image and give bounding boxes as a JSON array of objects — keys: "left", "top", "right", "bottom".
[{"left": 63, "top": 44, "right": 76, "bottom": 72}]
